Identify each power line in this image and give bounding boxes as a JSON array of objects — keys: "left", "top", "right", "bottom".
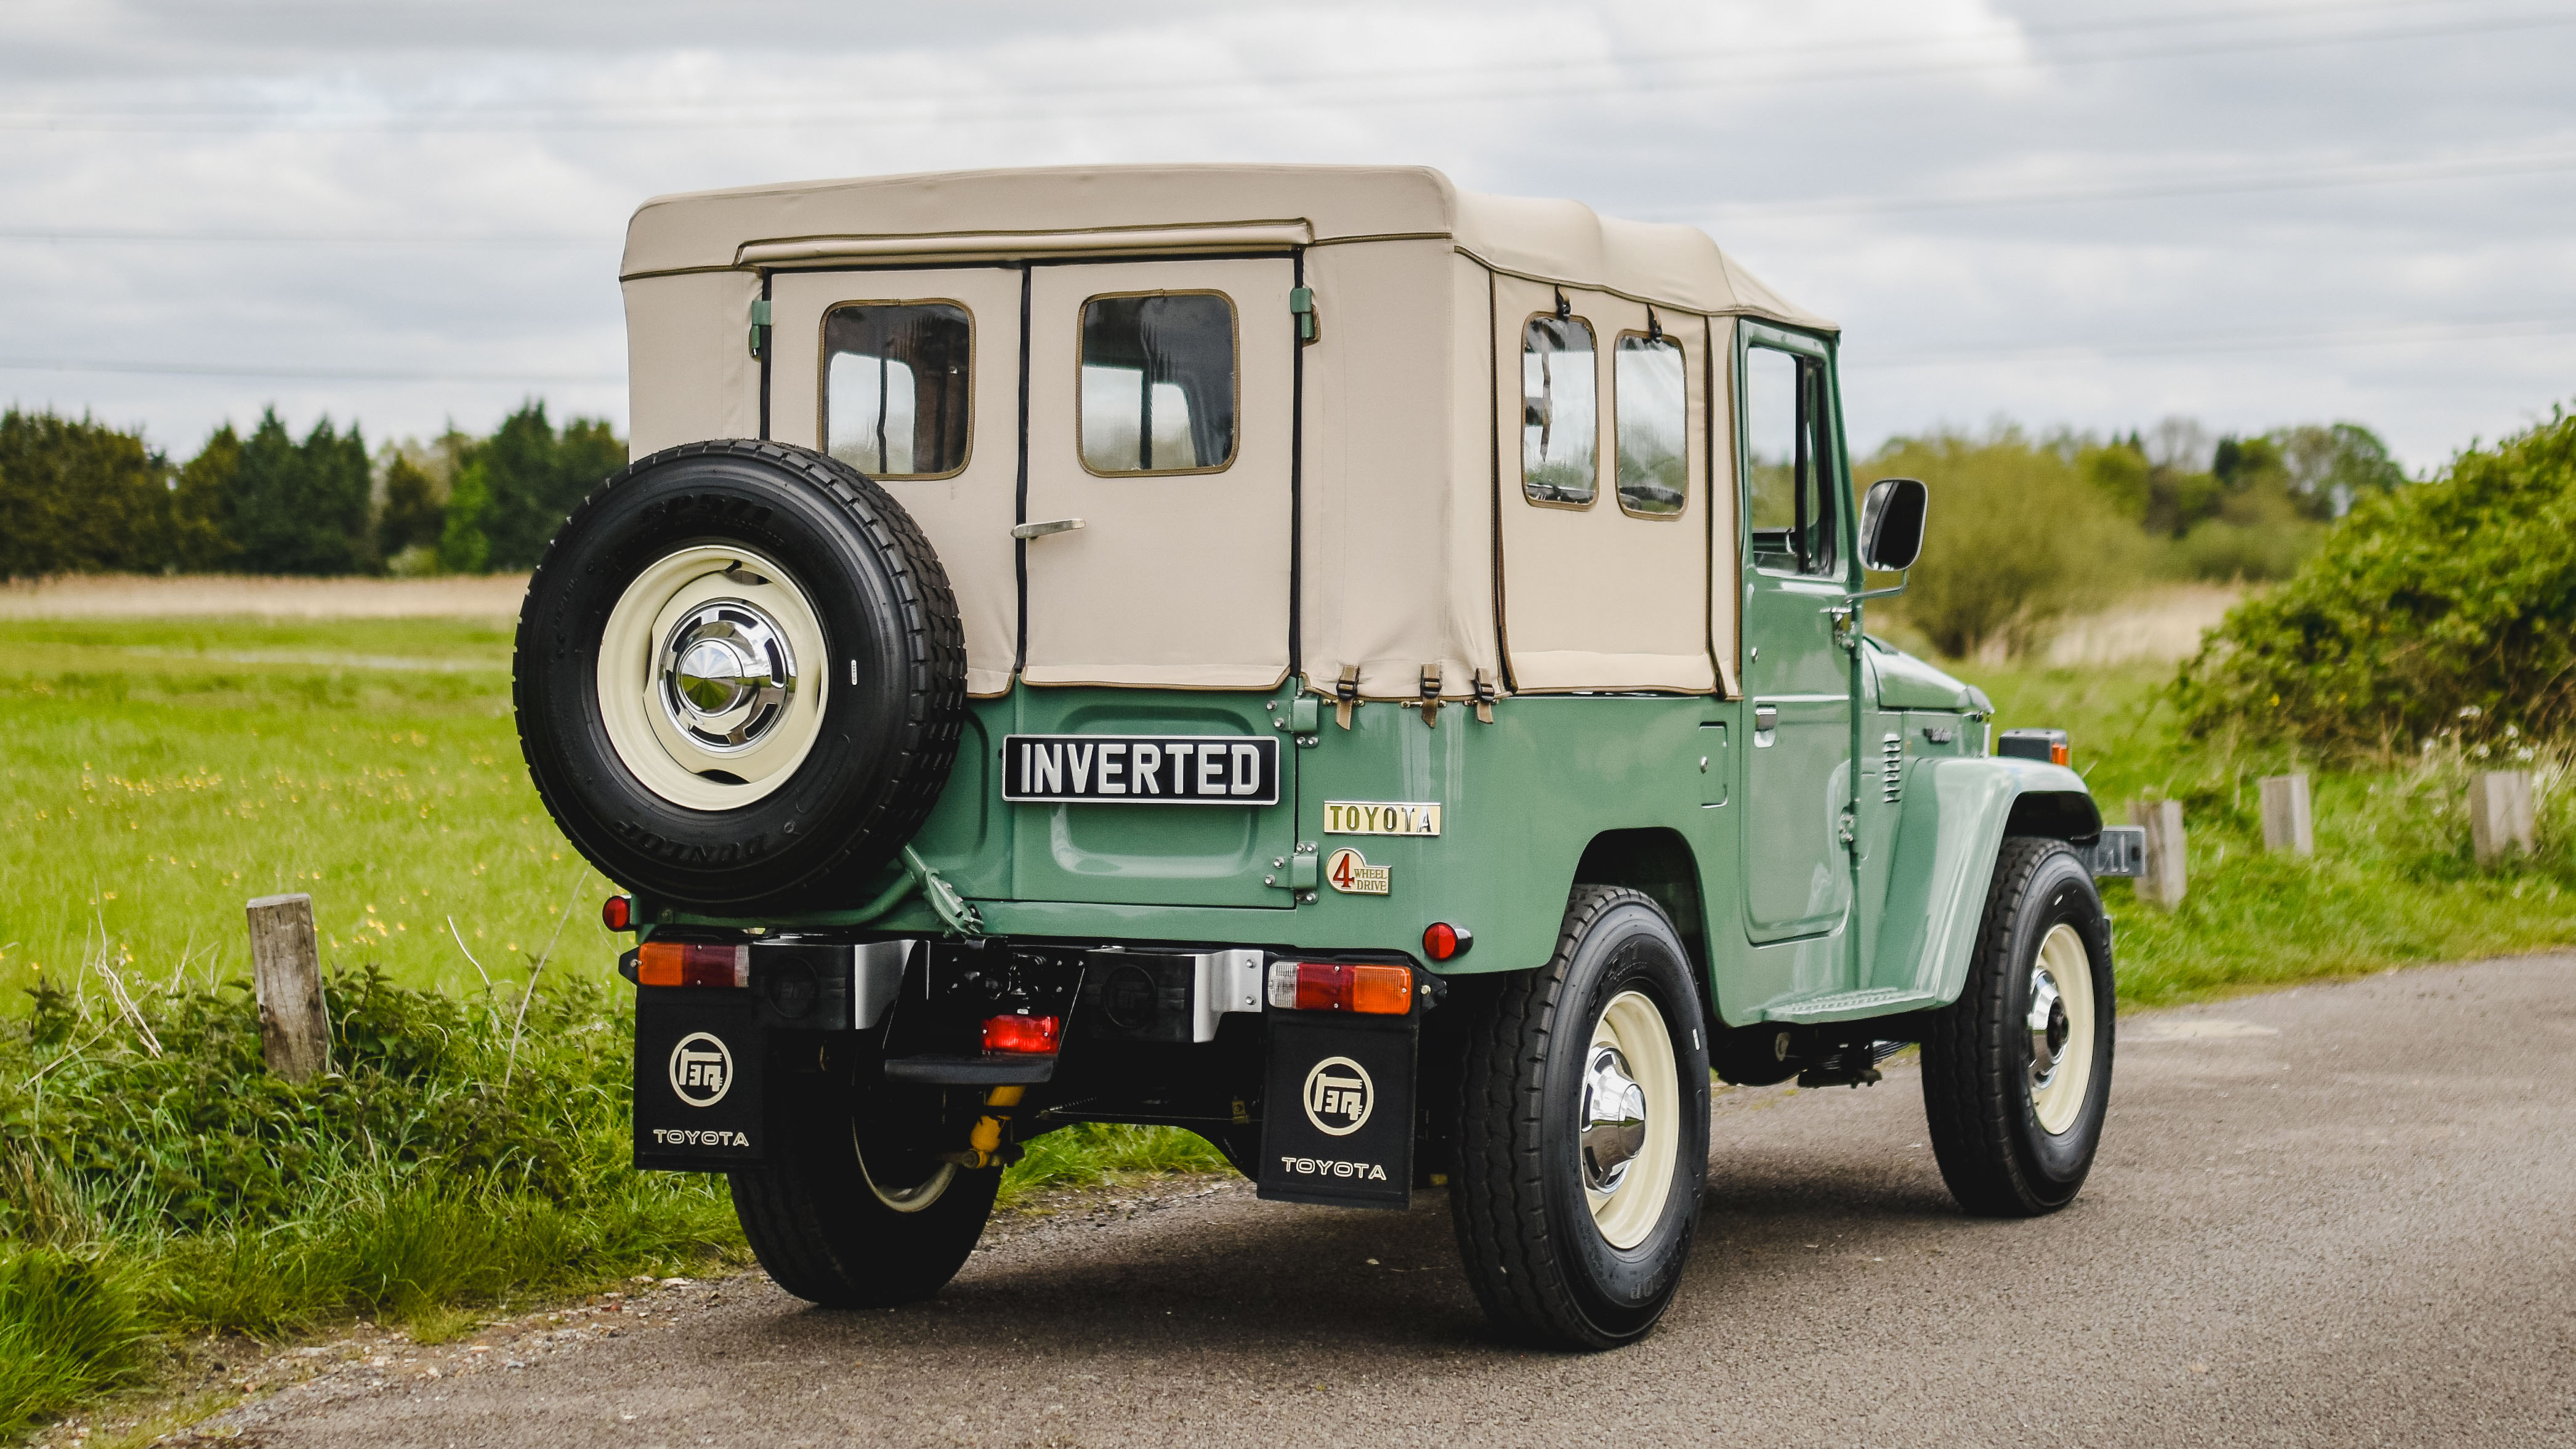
[
  {"left": 0, "top": 358, "right": 623, "bottom": 384},
  {"left": 0, "top": 227, "right": 605, "bottom": 249},
  {"left": 0, "top": 2, "right": 2564, "bottom": 134},
  {"left": 1863, "top": 315, "right": 2576, "bottom": 367},
  {"left": 1691, "top": 148, "right": 2576, "bottom": 222}
]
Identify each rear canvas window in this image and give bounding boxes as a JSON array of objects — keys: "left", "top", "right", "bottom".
[
  {"left": 1522, "top": 316, "right": 1598, "bottom": 505},
  {"left": 824, "top": 302, "right": 972, "bottom": 478},
  {"left": 1614, "top": 333, "right": 1687, "bottom": 516},
  {"left": 1079, "top": 293, "right": 1238, "bottom": 474}
]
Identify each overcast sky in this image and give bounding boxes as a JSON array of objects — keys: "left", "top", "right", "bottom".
[{"left": 2, "top": 0, "right": 2570, "bottom": 472}]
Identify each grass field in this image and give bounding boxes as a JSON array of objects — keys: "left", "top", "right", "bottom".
[{"left": 6, "top": 600, "right": 2576, "bottom": 1436}]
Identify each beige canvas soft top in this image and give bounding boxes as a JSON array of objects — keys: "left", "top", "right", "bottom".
[
  {"left": 622, "top": 164, "right": 1834, "bottom": 332},
  {"left": 620, "top": 164, "right": 1833, "bottom": 703}
]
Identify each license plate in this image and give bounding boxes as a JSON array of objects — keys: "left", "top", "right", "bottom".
[{"left": 1003, "top": 734, "right": 1280, "bottom": 805}]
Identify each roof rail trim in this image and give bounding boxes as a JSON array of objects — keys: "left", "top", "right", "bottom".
[{"left": 735, "top": 220, "right": 1317, "bottom": 268}]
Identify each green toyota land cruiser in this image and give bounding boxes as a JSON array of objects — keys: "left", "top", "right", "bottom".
[{"left": 514, "top": 164, "right": 2142, "bottom": 1350}]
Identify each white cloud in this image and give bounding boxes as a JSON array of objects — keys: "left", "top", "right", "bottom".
[{"left": 0, "top": 0, "right": 2567, "bottom": 468}]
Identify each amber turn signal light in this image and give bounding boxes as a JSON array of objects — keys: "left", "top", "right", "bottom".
[
  {"left": 1422, "top": 921, "right": 1473, "bottom": 962},
  {"left": 601, "top": 895, "right": 634, "bottom": 932},
  {"left": 983, "top": 1014, "right": 1062, "bottom": 1054},
  {"left": 1267, "top": 961, "right": 1413, "bottom": 1014},
  {"left": 636, "top": 940, "right": 748, "bottom": 988}
]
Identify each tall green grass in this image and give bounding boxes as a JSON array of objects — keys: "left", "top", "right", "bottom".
[{"left": 1981, "top": 661, "right": 2576, "bottom": 1004}]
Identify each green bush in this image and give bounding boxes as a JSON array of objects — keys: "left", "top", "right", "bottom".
[
  {"left": 2176, "top": 408, "right": 2576, "bottom": 756},
  {"left": 0, "top": 410, "right": 176, "bottom": 581},
  {"left": 1860, "top": 429, "right": 2141, "bottom": 658}
]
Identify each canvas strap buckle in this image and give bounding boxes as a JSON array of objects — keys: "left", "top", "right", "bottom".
[{"left": 1335, "top": 664, "right": 1360, "bottom": 730}]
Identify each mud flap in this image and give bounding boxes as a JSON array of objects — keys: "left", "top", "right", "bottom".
[
  {"left": 1257, "top": 1011, "right": 1416, "bottom": 1209},
  {"left": 634, "top": 987, "right": 767, "bottom": 1170}
]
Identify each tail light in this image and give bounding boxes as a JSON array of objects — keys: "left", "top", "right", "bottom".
[
  {"left": 983, "top": 1014, "right": 1062, "bottom": 1054},
  {"left": 1266, "top": 961, "right": 1413, "bottom": 1015},
  {"left": 601, "top": 895, "right": 634, "bottom": 932},
  {"left": 636, "top": 940, "right": 748, "bottom": 988},
  {"left": 1422, "top": 922, "right": 1473, "bottom": 962}
]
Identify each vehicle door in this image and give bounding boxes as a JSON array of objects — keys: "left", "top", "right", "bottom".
[
  {"left": 1010, "top": 256, "right": 1302, "bottom": 908},
  {"left": 1737, "top": 325, "right": 1854, "bottom": 945},
  {"left": 765, "top": 267, "right": 1024, "bottom": 698}
]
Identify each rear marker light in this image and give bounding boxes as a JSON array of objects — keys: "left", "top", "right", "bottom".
[
  {"left": 2052, "top": 741, "right": 2071, "bottom": 766},
  {"left": 1266, "top": 961, "right": 1413, "bottom": 1014},
  {"left": 601, "top": 895, "right": 634, "bottom": 932},
  {"left": 1422, "top": 922, "right": 1473, "bottom": 962},
  {"left": 983, "top": 1014, "right": 1062, "bottom": 1055},
  {"left": 636, "top": 941, "right": 749, "bottom": 988}
]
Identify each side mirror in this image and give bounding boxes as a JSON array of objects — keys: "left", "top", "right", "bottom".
[{"left": 1860, "top": 477, "right": 1928, "bottom": 573}]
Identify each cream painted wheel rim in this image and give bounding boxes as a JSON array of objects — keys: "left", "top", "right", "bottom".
[
  {"left": 856, "top": 1131, "right": 955, "bottom": 1214},
  {"left": 596, "top": 546, "right": 830, "bottom": 812},
  {"left": 2027, "top": 923, "right": 2098, "bottom": 1136},
  {"left": 1585, "top": 989, "right": 1681, "bottom": 1251}
]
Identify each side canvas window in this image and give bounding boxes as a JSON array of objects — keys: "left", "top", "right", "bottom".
[
  {"left": 1079, "top": 293, "right": 1238, "bottom": 475},
  {"left": 824, "top": 302, "right": 972, "bottom": 477},
  {"left": 1521, "top": 316, "right": 1597, "bottom": 504},
  {"left": 1613, "top": 333, "right": 1687, "bottom": 516},
  {"left": 1743, "top": 344, "right": 1839, "bottom": 576}
]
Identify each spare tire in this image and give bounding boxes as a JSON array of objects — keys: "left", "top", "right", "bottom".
[{"left": 514, "top": 440, "right": 965, "bottom": 914}]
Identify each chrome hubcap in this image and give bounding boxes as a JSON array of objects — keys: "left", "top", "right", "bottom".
[
  {"left": 658, "top": 602, "right": 797, "bottom": 751},
  {"left": 2027, "top": 966, "right": 2070, "bottom": 1091},
  {"left": 1580, "top": 1044, "right": 1650, "bottom": 1193}
]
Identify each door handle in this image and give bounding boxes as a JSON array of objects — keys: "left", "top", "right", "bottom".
[
  {"left": 1753, "top": 706, "right": 1779, "bottom": 732},
  {"left": 1011, "top": 518, "right": 1084, "bottom": 540}
]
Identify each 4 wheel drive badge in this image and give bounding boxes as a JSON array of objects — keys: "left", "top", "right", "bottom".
[
  {"left": 1323, "top": 847, "right": 1391, "bottom": 895},
  {"left": 668, "top": 1031, "right": 734, "bottom": 1107},
  {"left": 1302, "top": 1055, "right": 1374, "bottom": 1136}
]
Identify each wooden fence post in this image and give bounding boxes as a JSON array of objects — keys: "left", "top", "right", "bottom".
[
  {"left": 2469, "top": 770, "right": 2537, "bottom": 865},
  {"left": 2130, "top": 798, "right": 2187, "bottom": 908},
  {"left": 246, "top": 892, "right": 332, "bottom": 1082},
  {"left": 2259, "top": 773, "right": 2314, "bottom": 855}
]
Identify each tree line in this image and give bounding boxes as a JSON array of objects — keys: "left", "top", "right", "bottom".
[
  {"left": 1860, "top": 418, "right": 2410, "bottom": 659},
  {"left": 0, "top": 403, "right": 626, "bottom": 581}
]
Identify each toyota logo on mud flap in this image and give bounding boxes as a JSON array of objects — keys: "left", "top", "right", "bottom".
[
  {"left": 669, "top": 1031, "right": 735, "bottom": 1107},
  {"left": 1302, "top": 1056, "right": 1374, "bottom": 1136}
]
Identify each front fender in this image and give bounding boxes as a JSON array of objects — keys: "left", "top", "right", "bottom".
[{"left": 1869, "top": 756, "right": 2099, "bottom": 1009}]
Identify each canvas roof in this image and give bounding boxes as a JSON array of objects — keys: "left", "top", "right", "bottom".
[{"left": 620, "top": 163, "right": 1835, "bottom": 331}]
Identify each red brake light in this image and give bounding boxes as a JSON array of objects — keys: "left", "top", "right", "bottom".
[
  {"left": 983, "top": 1014, "right": 1062, "bottom": 1054},
  {"left": 602, "top": 895, "right": 634, "bottom": 932},
  {"left": 1422, "top": 922, "right": 1473, "bottom": 962},
  {"left": 636, "top": 940, "right": 748, "bottom": 988},
  {"left": 1270, "top": 961, "right": 1413, "bottom": 1014}
]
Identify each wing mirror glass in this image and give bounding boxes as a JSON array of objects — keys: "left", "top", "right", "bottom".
[{"left": 1859, "top": 476, "right": 1928, "bottom": 573}]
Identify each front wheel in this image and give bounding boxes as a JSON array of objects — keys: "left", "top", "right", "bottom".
[
  {"left": 1450, "top": 887, "right": 1711, "bottom": 1349},
  {"left": 728, "top": 1055, "right": 999, "bottom": 1307},
  {"left": 1920, "top": 836, "right": 2116, "bottom": 1216}
]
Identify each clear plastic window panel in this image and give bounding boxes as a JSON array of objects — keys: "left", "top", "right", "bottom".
[
  {"left": 1522, "top": 317, "right": 1598, "bottom": 504},
  {"left": 824, "top": 303, "right": 972, "bottom": 477},
  {"left": 1615, "top": 334, "right": 1688, "bottom": 515},
  {"left": 1078, "top": 294, "right": 1237, "bottom": 474}
]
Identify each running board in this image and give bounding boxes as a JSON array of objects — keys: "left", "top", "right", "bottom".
[{"left": 1762, "top": 987, "right": 1937, "bottom": 1025}]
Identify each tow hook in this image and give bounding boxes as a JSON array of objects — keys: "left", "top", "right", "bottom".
[{"left": 943, "top": 1085, "right": 1025, "bottom": 1169}]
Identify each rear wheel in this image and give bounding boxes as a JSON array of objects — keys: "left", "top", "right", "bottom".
[
  {"left": 1920, "top": 836, "right": 2115, "bottom": 1216},
  {"left": 1450, "top": 887, "right": 1711, "bottom": 1349},
  {"left": 728, "top": 1060, "right": 998, "bottom": 1307}
]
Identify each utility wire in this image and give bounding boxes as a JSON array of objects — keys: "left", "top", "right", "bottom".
[
  {"left": 0, "top": 1, "right": 2564, "bottom": 133},
  {"left": 1863, "top": 315, "right": 2576, "bottom": 367},
  {"left": 0, "top": 357, "right": 623, "bottom": 383}
]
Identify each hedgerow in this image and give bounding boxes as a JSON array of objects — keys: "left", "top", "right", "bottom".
[{"left": 2176, "top": 408, "right": 2576, "bottom": 756}]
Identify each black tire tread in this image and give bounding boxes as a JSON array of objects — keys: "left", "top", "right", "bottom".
[
  {"left": 512, "top": 439, "right": 966, "bottom": 911},
  {"left": 1450, "top": 885, "right": 1655, "bottom": 1345},
  {"left": 1921, "top": 835, "right": 2086, "bottom": 1217}
]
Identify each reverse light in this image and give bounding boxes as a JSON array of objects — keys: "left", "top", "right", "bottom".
[
  {"left": 601, "top": 895, "right": 634, "bottom": 932},
  {"left": 983, "top": 1014, "right": 1062, "bottom": 1054},
  {"left": 636, "top": 940, "right": 749, "bottom": 988},
  {"left": 1422, "top": 922, "right": 1474, "bottom": 963},
  {"left": 1266, "top": 961, "right": 1413, "bottom": 1015}
]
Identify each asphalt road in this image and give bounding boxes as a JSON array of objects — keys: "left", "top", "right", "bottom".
[{"left": 209, "top": 954, "right": 2576, "bottom": 1448}]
